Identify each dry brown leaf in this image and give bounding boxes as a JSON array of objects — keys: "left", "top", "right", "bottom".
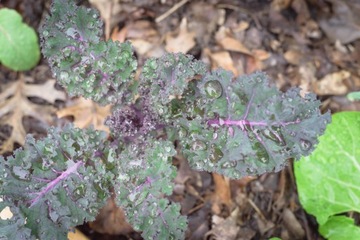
[
  {"left": 165, "top": 18, "right": 196, "bottom": 53},
  {"left": 284, "top": 49, "right": 303, "bottom": 65},
  {"left": 0, "top": 76, "right": 66, "bottom": 153},
  {"left": 233, "top": 21, "right": 250, "bottom": 32},
  {"left": 298, "top": 62, "right": 317, "bottom": 93},
  {"left": 318, "top": 0, "right": 360, "bottom": 44},
  {"left": 122, "top": 20, "right": 165, "bottom": 58},
  {"left": 89, "top": 0, "right": 121, "bottom": 40},
  {"left": 245, "top": 50, "right": 270, "bottom": 73},
  {"left": 211, "top": 173, "right": 232, "bottom": 215},
  {"left": 215, "top": 26, "right": 252, "bottom": 55},
  {"left": 252, "top": 49, "right": 271, "bottom": 61},
  {"left": 204, "top": 49, "right": 238, "bottom": 75},
  {"left": 282, "top": 208, "right": 305, "bottom": 239},
  {"left": 126, "top": 20, "right": 158, "bottom": 39},
  {"left": 67, "top": 229, "right": 89, "bottom": 240},
  {"left": 205, "top": 208, "right": 240, "bottom": 240},
  {"left": 111, "top": 25, "right": 127, "bottom": 43},
  {"left": 314, "top": 70, "right": 350, "bottom": 95},
  {"left": 56, "top": 97, "right": 111, "bottom": 133},
  {"left": 187, "top": 2, "right": 220, "bottom": 47},
  {"left": 89, "top": 197, "right": 133, "bottom": 235},
  {"left": 271, "top": 0, "right": 293, "bottom": 11}
]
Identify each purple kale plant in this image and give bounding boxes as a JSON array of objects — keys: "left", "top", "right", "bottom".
[{"left": 0, "top": 0, "right": 331, "bottom": 239}]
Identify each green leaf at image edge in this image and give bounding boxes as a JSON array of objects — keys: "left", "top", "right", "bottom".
[
  {"left": 319, "top": 216, "right": 360, "bottom": 240},
  {"left": 0, "top": 8, "right": 40, "bottom": 71},
  {"left": 294, "top": 111, "right": 360, "bottom": 226},
  {"left": 347, "top": 92, "right": 360, "bottom": 102}
]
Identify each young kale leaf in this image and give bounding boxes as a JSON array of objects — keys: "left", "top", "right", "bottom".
[
  {"left": 140, "top": 55, "right": 331, "bottom": 178},
  {"left": 183, "top": 70, "right": 330, "bottom": 178},
  {"left": 113, "top": 140, "right": 187, "bottom": 239},
  {"left": 0, "top": 125, "right": 113, "bottom": 240},
  {"left": 40, "top": 0, "right": 137, "bottom": 105}
]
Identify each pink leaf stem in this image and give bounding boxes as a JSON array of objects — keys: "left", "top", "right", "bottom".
[{"left": 29, "top": 161, "right": 83, "bottom": 207}]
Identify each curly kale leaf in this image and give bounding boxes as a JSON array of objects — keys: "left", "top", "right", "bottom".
[
  {"left": 0, "top": 201, "right": 33, "bottom": 240},
  {"left": 140, "top": 52, "right": 207, "bottom": 120},
  {"left": 40, "top": 0, "right": 137, "bottom": 105},
  {"left": 174, "top": 70, "right": 331, "bottom": 178},
  {"left": 105, "top": 100, "right": 161, "bottom": 142},
  {"left": 0, "top": 125, "right": 113, "bottom": 240},
  {"left": 113, "top": 140, "right": 187, "bottom": 240}
]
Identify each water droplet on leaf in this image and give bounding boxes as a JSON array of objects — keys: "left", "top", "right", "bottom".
[
  {"left": 164, "top": 146, "right": 172, "bottom": 153},
  {"left": 42, "top": 30, "right": 49, "bottom": 37},
  {"left": 204, "top": 80, "right": 222, "bottom": 99},
  {"left": 59, "top": 71, "right": 69, "bottom": 83},
  {"left": 253, "top": 142, "right": 269, "bottom": 164},
  {"left": 261, "top": 128, "right": 285, "bottom": 146},
  {"left": 178, "top": 127, "right": 188, "bottom": 138},
  {"left": 209, "top": 145, "right": 223, "bottom": 163},
  {"left": 191, "top": 140, "right": 207, "bottom": 151},
  {"left": 73, "top": 184, "right": 86, "bottom": 199},
  {"left": 221, "top": 160, "right": 236, "bottom": 169},
  {"left": 62, "top": 133, "right": 70, "bottom": 141}
]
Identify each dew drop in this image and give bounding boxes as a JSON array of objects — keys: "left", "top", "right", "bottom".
[
  {"left": 62, "top": 133, "right": 70, "bottom": 141},
  {"left": 164, "top": 146, "right": 172, "bottom": 153},
  {"left": 209, "top": 145, "right": 223, "bottom": 163},
  {"left": 300, "top": 139, "right": 312, "bottom": 151},
  {"left": 253, "top": 142, "right": 269, "bottom": 164},
  {"left": 178, "top": 127, "right": 188, "bottom": 138},
  {"left": 261, "top": 128, "right": 285, "bottom": 146},
  {"left": 73, "top": 184, "right": 86, "bottom": 199},
  {"left": 59, "top": 71, "right": 69, "bottom": 83},
  {"left": 221, "top": 160, "right": 236, "bottom": 169},
  {"left": 246, "top": 168, "right": 255, "bottom": 174},
  {"left": 191, "top": 140, "right": 207, "bottom": 151},
  {"left": 204, "top": 80, "right": 222, "bottom": 99},
  {"left": 158, "top": 107, "right": 164, "bottom": 114},
  {"left": 42, "top": 30, "right": 49, "bottom": 37}
]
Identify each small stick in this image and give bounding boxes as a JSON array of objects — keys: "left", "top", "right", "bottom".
[
  {"left": 155, "top": 0, "right": 189, "bottom": 23},
  {"left": 247, "top": 198, "right": 267, "bottom": 221}
]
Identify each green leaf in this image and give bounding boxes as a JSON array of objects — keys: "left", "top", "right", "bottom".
[
  {"left": 114, "top": 140, "right": 187, "bottom": 240},
  {"left": 347, "top": 91, "right": 360, "bottom": 101},
  {"left": 0, "top": 8, "right": 40, "bottom": 71},
  {"left": 294, "top": 112, "right": 360, "bottom": 225},
  {"left": 178, "top": 71, "right": 330, "bottom": 178},
  {"left": 40, "top": 0, "right": 137, "bottom": 105},
  {"left": 0, "top": 201, "right": 33, "bottom": 240},
  {"left": 0, "top": 124, "right": 113, "bottom": 239},
  {"left": 319, "top": 216, "right": 360, "bottom": 240}
]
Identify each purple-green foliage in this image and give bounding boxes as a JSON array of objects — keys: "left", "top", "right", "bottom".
[
  {"left": 0, "top": 125, "right": 113, "bottom": 240},
  {"left": 0, "top": 0, "right": 331, "bottom": 239}
]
